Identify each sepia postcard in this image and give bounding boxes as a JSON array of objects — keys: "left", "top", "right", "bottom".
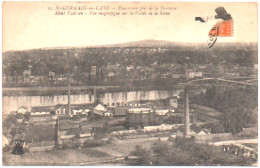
[{"left": 2, "top": 1, "right": 258, "bottom": 166}]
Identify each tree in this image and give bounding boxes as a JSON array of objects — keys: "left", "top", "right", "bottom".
[
  {"left": 194, "top": 87, "right": 257, "bottom": 135},
  {"left": 205, "top": 86, "right": 217, "bottom": 107},
  {"left": 204, "top": 122, "right": 225, "bottom": 133}
]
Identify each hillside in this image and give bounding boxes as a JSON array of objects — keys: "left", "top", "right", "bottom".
[{"left": 2, "top": 40, "right": 258, "bottom": 77}]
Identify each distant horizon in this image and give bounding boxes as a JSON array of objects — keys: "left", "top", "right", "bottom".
[{"left": 3, "top": 39, "right": 258, "bottom": 53}]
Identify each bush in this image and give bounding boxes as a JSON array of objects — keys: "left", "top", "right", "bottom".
[
  {"left": 167, "top": 136, "right": 175, "bottom": 142},
  {"left": 83, "top": 139, "right": 104, "bottom": 148},
  {"left": 62, "top": 142, "right": 73, "bottom": 149},
  {"left": 75, "top": 133, "right": 80, "bottom": 139},
  {"left": 203, "top": 122, "right": 225, "bottom": 133},
  {"left": 106, "top": 136, "right": 114, "bottom": 144}
]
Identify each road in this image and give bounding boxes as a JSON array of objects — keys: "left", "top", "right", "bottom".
[
  {"left": 209, "top": 138, "right": 258, "bottom": 152},
  {"left": 210, "top": 138, "right": 258, "bottom": 146}
]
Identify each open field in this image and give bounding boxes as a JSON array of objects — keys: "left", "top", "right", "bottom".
[
  {"left": 3, "top": 148, "right": 114, "bottom": 166},
  {"left": 3, "top": 138, "right": 157, "bottom": 166}
]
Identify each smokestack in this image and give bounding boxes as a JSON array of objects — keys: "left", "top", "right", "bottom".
[
  {"left": 68, "top": 79, "right": 71, "bottom": 116},
  {"left": 184, "top": 87, "right": 190, "bottom": 137}
]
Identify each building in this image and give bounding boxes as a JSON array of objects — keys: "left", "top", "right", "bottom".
[
  {"left": 90, "top": 66, "right": 97, "bottom": 76},
  {"left": 72, "top": 107, "right": 91, "bottom": 116},
  {"left": 169, "top": 97, "right": 178, "bottom": 108},
  {"left": 49, "top": 71, "right": 55, "bottom": 78},
  {"left": 31, "top": 107, "right": 51, "bottom": 115},
  {"left": 114, "top": 106, "right": 129, "bottom": 117},
  {"left": 254, "top": 64, "right": 258, "bottom": 70},
  {"left": 54, "top": 105, "right": 67, "bottom": 116},
  {"left": 92, "top": 103, "right": 107, "bottom": 116},
  {"left": 126, "top": 107, "right": 155, "bottom": 128},
  {"left": 23, "top": 69, "right": 31, "bottom": 76},
  {"left": 126, "top": 65, "right": 135, "bottom": 71},
  {"left": 127, "top": 101, "right": 141, "bottom": 107},
  {"left": 3, "top": 135, "right": 9, "bottom": 147},
  {"left": 17, "top": 106, "right": 28, "bottom": 114},
  {"left": 223, "top": 72, "right": 240, "bottom": 77},
  {"left": 161, "top": 96, "right": 178, "bottom": 109},
  {"left": 188, "top": 71, "right": 203, "bottom": 78},
  {"left": 176, "top": 124, "right": 210, "bottom": 137}
]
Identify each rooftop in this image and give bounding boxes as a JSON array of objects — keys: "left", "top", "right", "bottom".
[
  {"left": 177, "top": 124, "right": 207, "bottom": 134},
  {"left": 31, "top": 106, "right": 51, "bottom": 112}
]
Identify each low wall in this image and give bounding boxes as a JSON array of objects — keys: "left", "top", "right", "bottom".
[
  {"left": 79, "top": 133, "right": 92, "bottom": 138},
  {"left": 111, "top": 130, "right": 138, "bottom": 136},
  {"left": 194, "top": 133, "right": 234, "bottom": 142},
  {"left": 29, "top": 145, "right": 55, "bottom": 152},
  {"left": 144, "top": 124, "right": 175, "bottom": 132},
  {"left": 60, "top": 135, "right": 75, "bottom": 140}
]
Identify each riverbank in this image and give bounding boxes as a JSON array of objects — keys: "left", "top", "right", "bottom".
[{"left": 3, "top": 85, "right": 185, "bottom": 96}]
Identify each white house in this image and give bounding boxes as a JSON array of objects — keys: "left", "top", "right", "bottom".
[
  {"left": 55, "top": 105, "right": 67, "bottom": 116},
  {"left": 72, "top": 109, "right": 83, "bottom": 115},
  {"left": 90, "top": 66, "right": 97, "bottom": 76},
  {"left": 93, "top": 103, "right": 107, "bottom": 111},
  {"left": 93, "top": 103, "right": 107, "bottom": 116},
  {"left": 23, "top": 69, "right": 31, "bottom": 76},
  {"left": 49, "top": 71, "right": 55, "bottom": 77},
  {"left": 17, "top": 106, "right": 28, "bottom": 114},
  {"left": 107, "top": 71, "right": 115, "bottom": 77},
  {"left": 72, "top": 108, "right": 90, "bottom": 115},
  {"left": 3, "top": 135, "right": 9, "bottom": 147},
  {"left": 126, "top": 65, "right": 135, "bottom": 71},
  {"left": 170, "top": 98, "right": 178, "bottom": 108},
  {"left": 188, "top": 71, "right": 203, "bottom": 78},
  {"left": 254, "top": 64, "right": 258, "bottom": 70}
]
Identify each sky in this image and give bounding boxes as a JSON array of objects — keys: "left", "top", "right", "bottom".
[{"left": 2, "top": 1, "right": 258, "bottom": 52}]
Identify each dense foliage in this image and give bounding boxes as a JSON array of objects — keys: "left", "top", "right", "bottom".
[
  {"left": 130, "top": 138, "right": 255, "bottom": 166},
  {"left": 193, "top": 86, "right": 258, "bottom": 134}
]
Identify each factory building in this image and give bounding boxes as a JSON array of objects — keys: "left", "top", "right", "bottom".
[{"left": 125, "top": 107, "right": 155, "bottom": 129}]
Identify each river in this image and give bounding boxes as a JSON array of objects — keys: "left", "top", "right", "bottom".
[{"left": 3, "top": 89, "right": 182, "bottom": 115}]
